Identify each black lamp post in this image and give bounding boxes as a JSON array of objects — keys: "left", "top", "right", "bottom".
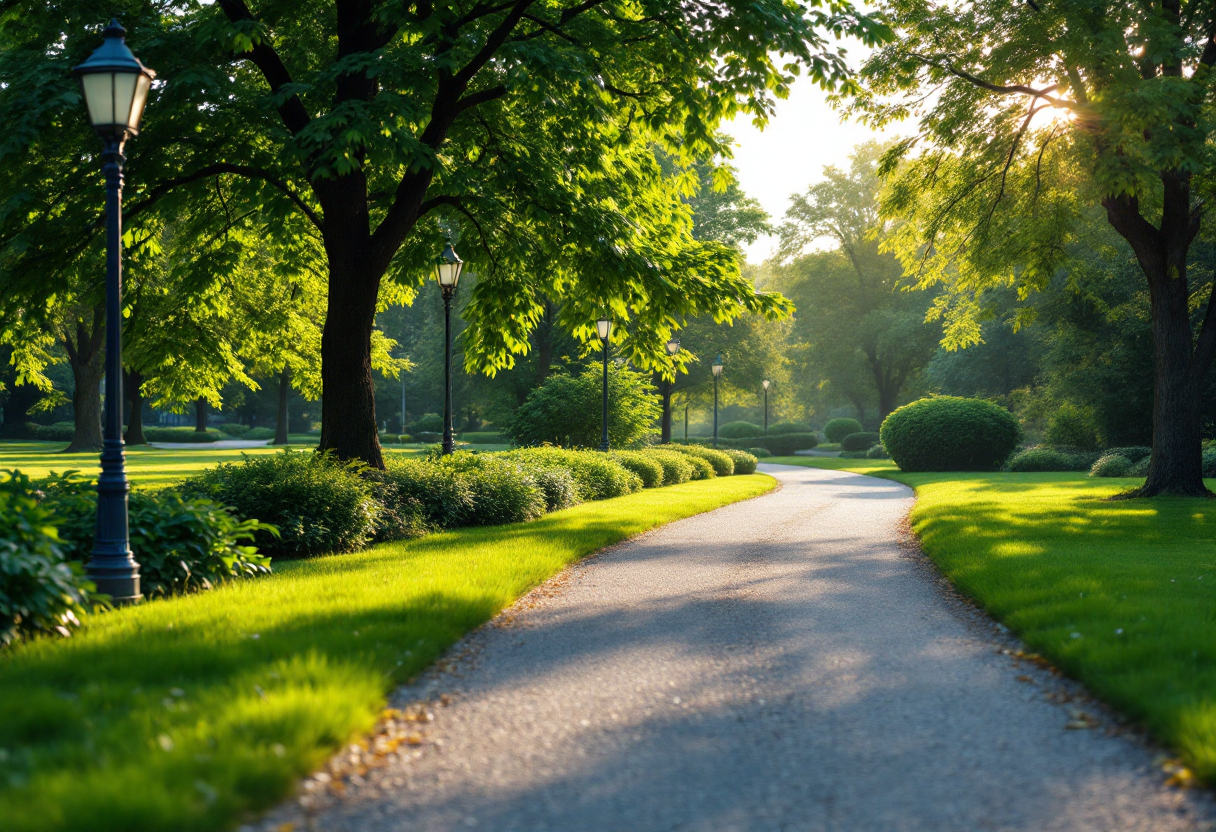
[
  {"left": 661, "top": 338, "right": 679, "bottom": 443},
  {"left": 762, "top": 379, "right": 771, "bottom": 434},
  {"left": 597, "top": 317, "right": 612, "bottom": 451},
  {"left": 435, "top": 242, "right": 463, "bottom": 455},
  {"left": 711, "top": 354, "right": 724, "bottom": 448},
  {"left": 74, "top": 20, "right": 155, "bottom": 605}
]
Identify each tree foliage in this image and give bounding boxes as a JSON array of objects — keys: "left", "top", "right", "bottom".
[{"left": 505, "top": 364, "right": 660, "bottom": 449}]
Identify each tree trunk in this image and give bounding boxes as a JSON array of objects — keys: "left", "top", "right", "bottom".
[
  {"left": 124, "top": 368, "right": 147, "bottom": 445},
  {"left": 195, "top": 396, "right": 208, "bottom": 432},
  {"left": 319, "top": 257, "right": 384, "bottom": 468},
  {"left": 659, "top": 377, "right": 673, "bottom": 443},
  {"left": 534, "top": 299, "right": 557, "bottom": 387},
  {"left": 61, "top": 310, "right": 105, "bottom": 453},
  {"left": 274, "top": 366, "right": 291, "bottom": 445}
]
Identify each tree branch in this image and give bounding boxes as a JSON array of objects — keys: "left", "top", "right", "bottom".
[
  {"left": 127, "top": 163, "right": 322, "bottom": 230},
  {"left": 910, "top": 53, "right": 1077, "bottom": 110},
  {"left": 216, "top": 0, "right": 311, "bottom": 135}
]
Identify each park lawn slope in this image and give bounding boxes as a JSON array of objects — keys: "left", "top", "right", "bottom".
[
  {"left": 770, "top": 457, "right": 1216, "bottom": 784},
  {"left": 0, "top": 473, "right": 775, "bottom": 832}
]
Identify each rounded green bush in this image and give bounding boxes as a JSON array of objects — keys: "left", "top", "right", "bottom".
[
  {"left": 719, "top": 421, "right": 764, "bottom": 439},
  {"left": 1105, "top": 446, "right": 1152, "bottom": 463},
  {"left": 866, "top": 444, "right": 890, "bottom": 459},
  {"left": 532, "top": 468, "right": 580, "bottom": 511},
  {"left": 681, "top": 453, "right": 715, "bottom": 480},
  {"left": 747, "top": 447, "right": 772, "bottom": 458},
  {"left": 767, "top": 421, "right": 810, "bottom": 435},
  {"left": 1008, "top": 447, "right": 1097, "bottom": 473},
  {"left": 880, "top": 397, "right": 1022, "bottom": 472},
  {"left": 1090, "top": 453, "right": 1133, "bottom": 478},
  {"left": 642, "top": 449, "right": 694, "bottom": 484},
  {"left": 442, "top": 456, "right": 547, "bottom": 526},
  {"left": 841, "top": 431, "right": 880, "bottom": 452},
  {"left": 747, "top": 433, "right": 818, "bottom": 455},
  {"left": 610, "top": 451, "right": 664, "bottom": 488},
  {"left": 674, "top": 445, "right": 734, "bottom": 476},
  {"left": 722, "top": 449, "right": 758, "bottom": 475},
  {"left": 824, "top": 418, "right": 864, "bottom": 444},
  {"left": 499, "top": 448, "right": 641, "bottom": 500}
]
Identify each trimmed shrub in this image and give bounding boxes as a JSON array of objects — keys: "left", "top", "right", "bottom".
[
  {"left": 610, "top": 451, "right": 664, "bottom": 488},
  {"left": 642, "top": 449, "right": 694, "bottom": 485},
  {"left": 0, "top": 483, "right": 97, "bottom": 646},
  {"left": 881, "top": 396, "right": 1022, "bottom": 472},
  {"left": 27, "top": 422, "right": 77, "bottom": 442},
  {"left": 180, "top": 450, "right": 380, "bottom": 557},
  {"left": 722, "top": 449, "right": 758, "bottom": 475},
  {"left": 747, "top": 447, "right": 772, "bottom": 458},
  {"left": 219, "top": 423, "right": 250, "bottom": 437},
  {"left": 244, "top": 427, "right": 276, "bottom": 440},
  {"left": 674, "top": 445, "right": 734, "bottom": 476},
  {"left": 144, "top": 427, "right": 226, "bottom": 443},
  {"left": 842, "top": 431, "right": 880, "bottom": 452},
  {"left": 682, "top": 453, "right": 715, "bottom": 480},
  {"left": 767, "top": 421, "right": 810, "bottom": 435},
  {"left": 1008, "top": 447, "right": 1098, "bottom": 473},
  {"left": 397, "top": 434, "right": 414, "bottom": 444},
  {"left": 719, "top": 421, "right": 764, "bottom": 439},
  {"left": 1090, "top": 453, "right": 1134, "bottom": 478},
  {"left": 411, "top": 413, "right": 444, "bottom": 434},
  {"left": 505, "top": 366, "right": 660, "bottom": 449},
  {"left": 437, "top": 455, "right": 547, "bottom": 527},
  {"left": 746, "top": 433, "right": 819, "bottom": 455},
  {"left": 416, "top": 431, "right": 442, "bottom": 444},
  {"left": 499, "top": 448, "right": 641, "bottom": 500},
  {"left": 1106, "top": 446, "right": 1152, "bottom": 463},
  {"left": 532, "top": 468, "right": 580, "bottom": 512},
  {"left": 381, "top": 458, "right": 472, "bottom": 529},
  {"left": 866, "top": 444, "right": 890, "bottom": 459},
  {"left": 824, "top": 418, "right": 864, "bottom": 443},
  {"left": 460, "top": 431, "right": 507, "bottom": 445}
]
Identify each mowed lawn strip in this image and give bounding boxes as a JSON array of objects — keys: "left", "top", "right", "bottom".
[
  {"left": 0, "top": 441, "right": 424, "bottom": 488},
  {"left": 0, "top": 473, "right": 775, "bottom": 832},
  {"left": 771, "top": 456, "right": 1216, "bottom": 782}
]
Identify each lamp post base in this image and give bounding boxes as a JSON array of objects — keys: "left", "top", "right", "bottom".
[{"left": 86, "top": 565, "right": 142, "bottom": 605}]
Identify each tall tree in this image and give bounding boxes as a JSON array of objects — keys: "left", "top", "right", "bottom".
[
  {"left": 775, "top": 141, "right": 939, "bottom": 422},
  {"left": 1, "top": 0, "right": 887, "bottom": 469},
  {"left": 855, "top": 0, "right": 1216, "bottom": 495}
]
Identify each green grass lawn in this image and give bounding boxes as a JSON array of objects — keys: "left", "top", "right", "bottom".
[
  {"left": 770, "top": 456, "right": 1216, "bottom": 783},
  {"left": 0, "top": 473, "right": 775, "bottom": 832},
  {"left": 0, "top": 441, "right": 425, "bottom": 488}
]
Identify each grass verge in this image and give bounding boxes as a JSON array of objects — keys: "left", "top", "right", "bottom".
[
  {"left": 0, "top": 442, "right": 422, "bottom": 488},
  {"left": 769, "top": 456, "right": 1216, "bottom": 783},
  {"left": 0, "top": 473, "right": 774, "bottom": 832}
]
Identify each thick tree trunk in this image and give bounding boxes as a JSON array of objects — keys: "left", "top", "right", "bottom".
[
  {"left": 319, "top": 257, "right": 384, "bottom": 468},
  {"left": 124, "top": 368, "right": 147, "bottom": 445},
  {"left": 274, "top": 366, "right": 291, "bottom": 445},
  {"left": 195, "top": 397, "right": 208, "bottom": 432},
  {"left": 61, "top": 311, "right": 105, "bottom": 453}
]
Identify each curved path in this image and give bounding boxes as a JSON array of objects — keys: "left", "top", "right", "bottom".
[{"left": 258, "top": 464, "right": 1214, "bottom": 832}]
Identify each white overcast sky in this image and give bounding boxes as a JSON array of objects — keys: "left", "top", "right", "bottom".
[{"left": 722, "top": 71, "right": 897, "bottom": 264}]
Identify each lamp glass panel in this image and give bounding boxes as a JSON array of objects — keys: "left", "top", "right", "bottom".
[
  {"left": 112, "top": 72, "right": 138, "bottom": 129},
  {"left": 666, "top": 339, "right": 679, "bottom": 355},
  {"left": 81, "top": 72, "right": 116, "bottom": 126},
  {"left": 436, "top": 262, "right": 457, "bottom": 287},
  {"left": 128, "top": 73, "right": 151, "bottom": 130},
  {"left": 596, "top": 319, "right": 611, "bottom": 340}
]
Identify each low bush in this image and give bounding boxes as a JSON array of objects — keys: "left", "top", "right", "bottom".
[
  {"left": 719, "top": 421, "right": 764, "bottom": 439},
  {"left": 532, "top": 467, "right": 580, "bottom": 512},
  {"left": 180, "top": 450, "right": 380, "bottom": 557},
  {"left": 682, "top": 453, "right": 715, "bottom": 480},
  {"left": 842, "top": 431, "right": 881, "bottom": 452},
  {"left": 1090, "top": 453, "right": 1134, "bottom": 478},
  {"left": 880, "top": 396, "right": 1022, "bottom": 472},
  {"left": 27, "top": 422, "right": 77, "bottom": 442},
  {"left": 866, "top": 444, "right": 890, "bottom": 459},
  {"left": 397, "top": 434, "right": 414, "bottom": 444},
  {"left": 499, "top": 448, "right": 641, "bottom": 500},
  {"left": 219, "top": 423, "right": 249, "bottom": 437},
  {"left": 460, "top": 431, "right": 508, "bottom": 445},
  {"left": 1205, "top": 449, "right": 1216, "bottom": 478},
  {"left": 381, "top": 457, "right": 472, "bottom": 529},
  {"left": 1044, "top": 403, "right": 1100, "bottom": 451},
  {"left": 244, "top": 427, "right": 276, "bottom": 440},
  {"left": 747, "top": 447, "right": 772, "bottom": 458},
  {"left": 437, "top": 455, "right": 548, "bottom": 527},
  {"left": 722, "top": 449, "right": 758, "bottom": 475},
  {"left": 416, "top": 431, "right": 443, "bottom": 444},
  {"left": 144, "top": 427, "right": 226, "bottom": 443},
  {"left": 0, "top": 482, "right": 97, "bottom": 646},
  {"left": 610, "top": 451, "right": 665, "bottom": 488},
  {"left": 674, "top": 445, "right": 734, "bottom": 477},
  {"left": 824, "top": 418, "right": 864, "bottom": 443},
  {"left": 411, "top": 413, "right": 444, "bottom": 434},
  {"left": 767, "top": 421, "right": 811, "bottom": 435},
  {"left": 1105, "top": 446, "right": 1152, "bottom": 463},
  {"left": 1009, "top": 447, "right": 1099, "bottom": 473},
  {"left": 1130, "top": 456, "right": 1151, "bottom": 477},
  {"left": 642, "top": 449, "right": 695, "bottom": 484},
  {"left": 746, "top": 433, "right": 819, "bottom": 455}
]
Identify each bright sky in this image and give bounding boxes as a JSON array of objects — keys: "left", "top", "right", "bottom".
[{"left": 723, "top": 73, "right": 895, "bottom": 264}]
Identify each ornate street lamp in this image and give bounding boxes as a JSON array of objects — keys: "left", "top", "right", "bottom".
[
  {"left": 435, "top": 241, "right": 463, "bottom": 455},
  {"left": 596, "top": 317, "right": 613, "bottom": 451},
  {"left": 74, "top": 19, "right": 156, "bottom": 605},
  {"left": 762, "top": 379, "right": 771, "bottom": 434},
  {"left": 661, "top": 338, "right": 680, "bottom": 443},
  {"left": 711, "top": 354, "right": 724, "bottom": 448}
]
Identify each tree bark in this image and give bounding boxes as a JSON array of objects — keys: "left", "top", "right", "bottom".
[
  {"left": 61, "top": 309, "right": 105, "bottom": 453},
  {"left": 124, "top": 368, "right": 147, "bottom": 445},
  {"left": 274, "top": 366, "right": 291, "bottom": 445},
  {"left": 195, "top": 396, "right": 208, "bottom": 432}
]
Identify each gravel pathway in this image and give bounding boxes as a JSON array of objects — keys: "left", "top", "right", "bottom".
[{"left": 255, "top": 463, "right": 1214, "bottom": 832}]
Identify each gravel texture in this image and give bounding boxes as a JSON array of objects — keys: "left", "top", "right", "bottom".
[{"left": 251, "top": 463, "right": 1215, "bottom": 832}]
